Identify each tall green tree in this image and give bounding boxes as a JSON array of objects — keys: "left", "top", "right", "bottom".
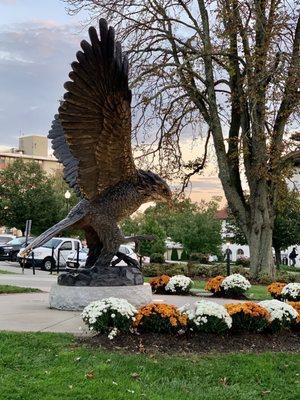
[
  {"left": 0, "top": 160, "right": 61, "bottom": 235},
  {"left": 138, "top": 215, "right": 166, "bottom": 257}
]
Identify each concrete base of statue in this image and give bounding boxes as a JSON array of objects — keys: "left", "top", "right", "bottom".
[{"left": 49, "top": 282, "right": 152, "bottom": 311}]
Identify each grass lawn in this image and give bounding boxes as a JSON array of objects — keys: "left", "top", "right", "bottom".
[
  {"left": 0, "top": 269, "right": 17, "bottom": 274},
  {"left": 0, "top": 332, "right": 299, "bottom": 400},
  {"left": 0, "top": 285, "right": 41, "bottom": 294}
]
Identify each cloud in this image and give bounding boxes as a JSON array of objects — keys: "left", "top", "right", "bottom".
[{"left": 0, "top": 20, "right": 84, "bottom": 145}]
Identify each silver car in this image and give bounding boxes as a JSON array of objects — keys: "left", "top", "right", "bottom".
[{"left": 66, "top": 245, "right": 138, "bottom": 269}]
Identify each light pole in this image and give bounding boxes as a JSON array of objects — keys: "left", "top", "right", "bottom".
[
  {"left": 226, "top": 242, "right": 231, "bottom": 276},
  {"left": 65, "top": 190, "right": 71, "bottom": 213}
]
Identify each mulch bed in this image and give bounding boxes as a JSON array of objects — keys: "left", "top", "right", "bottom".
[{"left": 78, "top": 330, "right": 300, "bottom": 355}]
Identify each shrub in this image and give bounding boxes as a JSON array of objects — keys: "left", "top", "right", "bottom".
[
  {"left": 180, "top": 249, "right": 189, "bottom": 261},
  {"left": 165, "top": 275, "right": 193, "bottom": 294},
  {"left": 150, "top": 253, "right": 165, "bottom": 263},
  {"left": 288, "top": 302, "right": 300, "bottom": 332},
  {"left": 149, "top": 275, "right": 170, "bottom": 294},
  {"left": 142, "top": 263, "right": 161, "bottom": 277},
  {"left": 182, "top": 300, "right": 232, "bottom": 333},
  {"left": 82, "top": 297, "right": 137, "bottom": 339},
  {"left": 281, "top": 283, "right": 300, "bottom": 301},
  {"left": 235, "top": 256, "right": 250, "bottom": 268},
  {"left": 134, "top": 303, "right": 187, "bottom": 333},
  {"left": 225, "top": 302, "right": 270, "bottom": 332},
  {"left": 189, "top": 253, "right": 210, "bottom": 264},
  {"left": 259, "top": 300, "right": 298, "bottom": 332},
  {"left": 220, "top": 274, "right": 251, "bottom": 298},
  {"left": 205, "top": 276, "right": 225, "bottom": 295},
  {"left": 171, "top": 248, "right": 179, "bottom": 261},
  {"left": 142, "top": 262, "right": 187, "bottom": 277},
  {"left": 267, "top": 282, "right": 286, "bottom": 300}
]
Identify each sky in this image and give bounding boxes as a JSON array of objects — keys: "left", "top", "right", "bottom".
[{"left": 0, "top": 0, "right": 224, "bottom": 204}]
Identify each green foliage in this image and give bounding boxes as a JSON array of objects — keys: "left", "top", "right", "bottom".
[
  {"left": 171, "top": 248, "right": 178, "bottom": 261},
  {"left": 150, "top": 253, "right": 165, "bottom": 263},
  {"left": 138, "top": 215, "right": 166, "bottom": 257},
  {"left": 0, "top": 160, "right": 62, "bottom": 235},
  {"left": 180, "top": 249, "right": 189, "bottom": 261},
  {"left": 273, "top": 189, "right": 300, "bottom": 252},
  {"left": 142, "top": 262, "right": 187, "bottom": 277},
  {"left": 189, "top": 253, "right": 210, "bottom": 263}
]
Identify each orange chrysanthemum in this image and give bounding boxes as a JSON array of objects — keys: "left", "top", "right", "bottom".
[
  {"left": 225, "top": 302, "right": 270, "bottom": 319},
  {"left": 134, "top": 303, "right": 187, "bottom": 330},
  {"left": 149, "top": 275, "right": 170, "bottom": 291},
  {"left": 267, "top": 282, "right": 286, "bottom": 299},
  {"left": 288, "top": 302, "right": 300, "bottom": 323},
  {"left": 205, "top": 276, "right": 225, "bottom": 293}
]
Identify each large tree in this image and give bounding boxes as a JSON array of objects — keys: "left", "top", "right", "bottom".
[
  {"left": 65, "top": 0, "right": 300, "bottom": 277},
  {"left": 0, "top": 160, "right": 62, "bottom": 235}
]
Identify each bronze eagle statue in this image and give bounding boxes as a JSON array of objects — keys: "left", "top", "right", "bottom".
[{"left": 21, "top": 19, "right": 172, "bottom": 286}]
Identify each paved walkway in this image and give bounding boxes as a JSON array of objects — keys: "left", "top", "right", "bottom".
[{"left": 0, "top": 262, "right": 243, "bottom": 334}]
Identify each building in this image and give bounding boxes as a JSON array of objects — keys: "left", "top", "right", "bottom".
[{"left": 0, "top": 135, "right": 61, "bottom": 174}]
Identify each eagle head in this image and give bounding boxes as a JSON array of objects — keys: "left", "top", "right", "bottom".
[{"left": 138, "top": 170, "right": 172, "bottom": 204}]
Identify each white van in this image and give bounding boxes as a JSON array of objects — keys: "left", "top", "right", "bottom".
[{"left": 17, "top": 237, "right": 81, "bottom": 271}]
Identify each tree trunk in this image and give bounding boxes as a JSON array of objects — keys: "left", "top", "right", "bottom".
[
  {"left": 274, "top": 247, "right": 281, "bottom": 267},
  {"left": 248, "top": 202, "right": 275, "bottom": 279}
]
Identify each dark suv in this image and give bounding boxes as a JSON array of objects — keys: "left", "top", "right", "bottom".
[{"left": 0, "top": 237, "right": 34, "bottom": 262}]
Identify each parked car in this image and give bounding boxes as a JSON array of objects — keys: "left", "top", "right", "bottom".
[
  {"left": 0, "top": 234, "right": 15, "bottom": 245},
  {"left": 0, "top": 236, "right": 35, "bottom": 261},
  {"left": 17, "top": 237, "right": 82, "bottom": 270},
  {"left": 66, "top": 244, "right": 138, "bottom": 269}
]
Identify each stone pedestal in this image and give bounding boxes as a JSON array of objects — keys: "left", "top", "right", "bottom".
[{"left": 49, "top": 283, "right": 152, "bottom": 311}]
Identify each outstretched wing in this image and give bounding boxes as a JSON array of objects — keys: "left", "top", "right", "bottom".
[
  {"left": 48, "top": 115, "right": 81, "bottom": 197},
  {"left": 58, "top": 18, "right": 136, "bottom": 200}
]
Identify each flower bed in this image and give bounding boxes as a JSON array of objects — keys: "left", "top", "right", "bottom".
[
  {"left": 82, "top": 297, "right": 137, "bottom": 339},
  {"left": 259, "top": 300, "right": 298, "bottom": 332},
  {"left": 149, "top": 274, "right": 170, "bottom": 294},
  {"left": 165, "top": 275, "right": 193, "bottom": 294},
  {"left": 267, "top": 282, "right": 286, "bottom": 300},
  {"left": 288, "top": 301, "right": 300, "bottom": 332},
  {"left": 181, "top": 300, "right": 232, "bottom": 333},
  {"left": 134, "top": 303, "right": 187, "bottom": 333},
  {"left": 225, "top": 302, "right": 270, "bottom": 332},
  {"left": 205, "top": 274, "right": 251, "bottom": 299},
  {"left": 281, "top": 283, "right": 300, "bottom": 301}
]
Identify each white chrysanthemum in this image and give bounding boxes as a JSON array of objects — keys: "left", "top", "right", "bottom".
[
  {"left": 82, "top": 297, "right": 137, "bottom": 327},
  {"left": 165, "top": 275, "right": 193, "bottom": 293},
  {"left": 259, "top": 299, "right": 298, "bottom": 322},
  {"left": 281, "top": 283, "right": 300, "bottom": 300},
  {"left": 183, "top": 300, "right": 232, "bottom": 328},
  {"left": 221, "top": 274, "right": 251, "bottom": 291}
]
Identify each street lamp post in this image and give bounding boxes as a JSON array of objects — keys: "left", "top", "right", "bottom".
[
  {"left": 65, "top": 190, "right": 71, "bottom": 213},
  {"left": 226, "top": 242, "right": 231, "bottom": 276}
]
